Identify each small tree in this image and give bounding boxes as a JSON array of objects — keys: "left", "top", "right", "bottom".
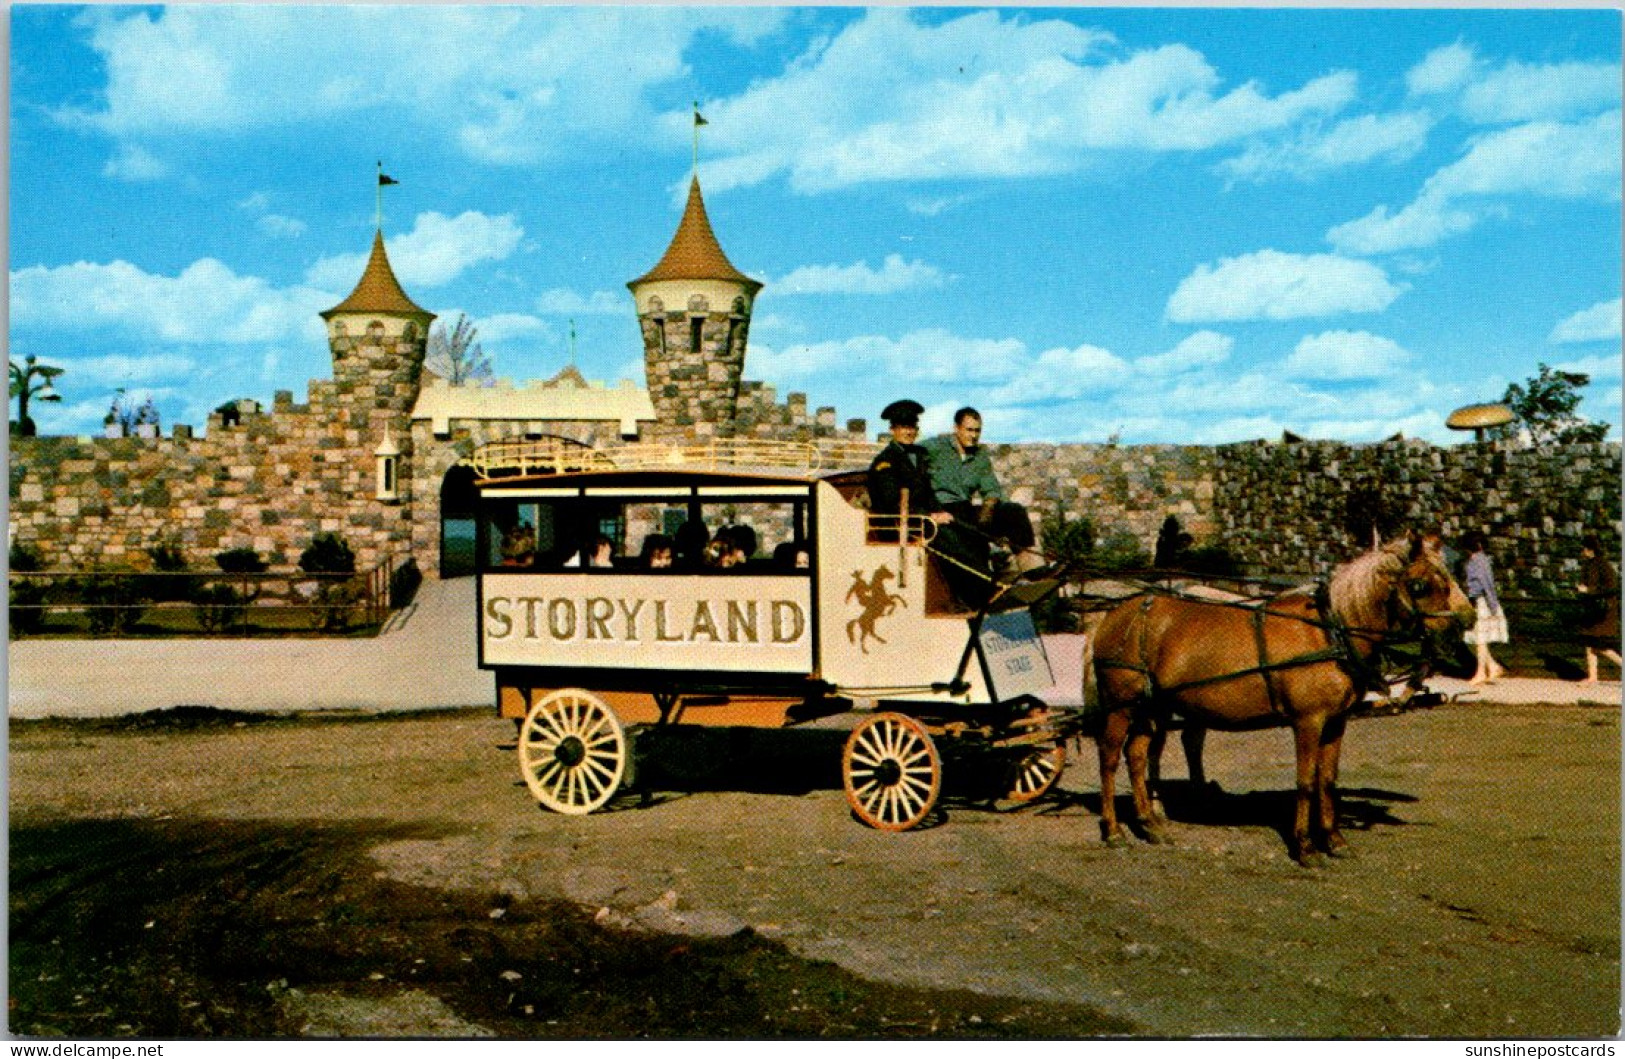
[
  {"left": 10, "top": 354, "right": 63, "bottom": 436},
  {"left": 1491, "top": 363, "right": 1610, "bottom": 447},
  {"left": 425, "top": 313, "right": 493, "bottom": 385},
  {"left": 299, "top": 533, "right": 358, "bottom": 631}
]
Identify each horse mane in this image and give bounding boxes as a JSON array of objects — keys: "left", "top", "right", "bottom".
[{"left": 1327, "top": 545, "right": 1406, "bottom": 631}]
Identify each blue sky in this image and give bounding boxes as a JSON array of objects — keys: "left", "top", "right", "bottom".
[{"left": 10, "top": 5, "right": 1622, "bottom": 444}]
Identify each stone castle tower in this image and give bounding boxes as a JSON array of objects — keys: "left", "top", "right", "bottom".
[
  {"left": 627, "top": 177, "right": 762, "bottom": 439},
  {"left": 318, "top": 230, "right": 435, "bottom": 507},
  {"left": 319, "top": 230, "right": 436, "bottom": 414}
]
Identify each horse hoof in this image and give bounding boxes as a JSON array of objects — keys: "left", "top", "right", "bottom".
[
  {"left": 1144, "top": 828, "right": 1173, "bottom": 846},
  {"left": 1103, "top": 831, "right": 1132, "bottom": 849},
  {"left": 1325, "top": 840, "right": 1355, "bottom": 859},
  {"left": 1295, "top": 851, "right": 1326, "bottom": 869}
]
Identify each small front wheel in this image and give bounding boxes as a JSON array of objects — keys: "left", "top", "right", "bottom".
[
  {"left": 518, "top": 689, "right": 627, "bottom": 815},
  {"left": 842, "top": 712, "right": 941, "bottom": 831},
  {"left": 1005, "top": 743, "right": 1067, "bottom": 803}
]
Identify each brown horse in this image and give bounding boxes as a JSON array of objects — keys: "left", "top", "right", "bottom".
[{"left": 1091, "top": 534, "right": 1472, "bottom": 865}]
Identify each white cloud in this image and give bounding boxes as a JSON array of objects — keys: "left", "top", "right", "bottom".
[
  {"left": 1406, "top": 43, "right": 1476, "bottom": 98},
  {"left": 773, "top": 254, "right": 946, "bottom": 295},
  {"left": 1284, "top": 330, "right": 1411, "bottom": 380},
  {"left": 66, "top": 7, "right": 789, "bottom": 165},
  {"left": 1219, "top": 111, "right": 1432, "bottom": 183},
  {"left": 905, "top": 194, "right": 974, "bottom": 217},
  {"left": 256, "top": 214, "right": 307, "bottom": 238},
  {"left": 534, "top": 289, "right": 628, "bottom": 316},
  {"left": 986, "top": 343, "right": 1133, "bottom": 404},
  {"left": 1134, "top": 331, "right": 1232, "bottom": 375},
  {"left": 1407, "top": 43, "right": 1619, "bottom": 124},
  {"left": 1323, "top": 194, "right": 1482, "bottom": 257},
  {"left": 751, "top": 327, "right": 1027, "bottom": 385},
  {"left": 470, "top": 312, "right": 553, "bottom": 346},
  {"left": 10, "top": 258, "right": 330, "bottom": 344},
  {"left": 53, "top": 352, "right": 198, "bottom": 385},
  {"left": 305, "top": 211, "right": 524, "bottom": 291},
  {"left": 1327, "top": 111, "right": 1621, "bottom": 254},
  {"left": 1550, "top": 299, "right": 1623, "bottom": 344},
  {"left": 102, "top": 143, "right": 170, "bottom": 181},
  {"left": 1553, "top": 353, "right": 1623, "bottom": 382},
  {"left": 689, "top": 9, "right": 1355, "bottom": 194},
  {"left": 1166, "top": 250, "right": 1404, "bottom": 322},
  {"left": 1460, "top": 58, "right": 1621, "bottom": 125}
]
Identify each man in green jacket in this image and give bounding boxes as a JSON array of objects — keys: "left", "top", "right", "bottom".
[
  {"left": 922, "top": 407, "right": 1046, "bottom": 578},
  {"left": 867, "top": 399, "right": 991, "bottom": 606}
]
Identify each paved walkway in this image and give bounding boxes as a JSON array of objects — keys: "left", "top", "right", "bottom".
[
  {"left": 7, "top": 585, "right": 1619, "bottom": 720},
  {"left": 8, "top": 578, "right": 491, "bottom": 720}
]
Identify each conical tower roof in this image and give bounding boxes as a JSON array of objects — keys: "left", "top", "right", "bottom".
[
  {"left": 629, "top": 178, "right": 762, "bottom": 292},
  {"left": 321, "top": 230, "right": 431, "bottom": 318}
]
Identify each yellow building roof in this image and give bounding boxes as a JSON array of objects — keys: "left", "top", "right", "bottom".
[
  {"left": 628, "top": 178, "right": 762, "bottom": 291},
  {"left": 321, "top": 231, "right": 431, "bottom": 319},
  {"left": 411, "top": 373, "right": 657, "bottom": 437}
]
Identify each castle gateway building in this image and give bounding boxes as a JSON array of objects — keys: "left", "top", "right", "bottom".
[{"left": 9, "top": 177, "right": 865, "bottom": 580}]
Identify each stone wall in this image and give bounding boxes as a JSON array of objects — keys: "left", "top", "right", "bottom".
[
  {"left": 972, "top": 436, "right": 1620, "bottom": 595},
  {"left": 10, "top": 323, "right": 426, "bottom": 576},
  {"left": 1207, "top": 438, "right": 1623, "bottom": 593},
  {"left": 992, "top": 442, "right": 1218, "bottom": 550},
  {"left": 11, "top": 391, "right": 411, "bottom": 574}
]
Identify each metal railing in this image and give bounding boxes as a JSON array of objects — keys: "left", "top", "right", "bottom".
[
  {"left": 468, "top": 437, "right": 881, "bottom": 480},
  {"left": 8, "top": 557, "right": 401, "bottom": 638}
]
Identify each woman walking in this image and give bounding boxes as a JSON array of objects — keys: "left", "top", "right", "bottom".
[
  {"left": 1462, "top": 531, "right": 1508, "bottom": 685},
  {"left": 1576, "top": 533, "right": 1621, "bottom": 685}
]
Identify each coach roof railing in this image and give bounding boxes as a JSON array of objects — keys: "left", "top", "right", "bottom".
[{"left": 468, "top": 437, "right": 881, "bottom": 480}]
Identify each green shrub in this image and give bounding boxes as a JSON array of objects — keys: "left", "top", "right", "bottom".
[
  {"left": 193, "top": 583, "right": 246, "bottom": 634},
  {"left": 10, "top": 547, "right": 46, "bottom": 636},
  {"left": 78, "top": 568, "right": 142, "bottom": 636},
  {"left": 10, "top": 541, "right": 44, "bottom": 572},
  {"left": 214, "top": 547, "right": 267, "bottom": 574},
  {"left": 300, "top": 533, "right": 357, "bottom": 630},
  {"left": 299, "top": 533, "right": 356, "bottom": 575}
]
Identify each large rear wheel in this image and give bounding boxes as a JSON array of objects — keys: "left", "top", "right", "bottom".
[
  {"left": 842, "top": 712, "right": 942, "bottom": 831},
  {"left": 518, "top": 689, "right": 627, "bottom": 815}
]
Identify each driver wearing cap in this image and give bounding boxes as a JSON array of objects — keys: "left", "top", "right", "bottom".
[{"left": 867, "top": 400, "right": 991, "bottom": 606}]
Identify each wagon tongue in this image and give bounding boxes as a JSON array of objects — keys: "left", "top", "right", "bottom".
[{"left": 988, "top": 577, "right": 1063, "bottom": 611}]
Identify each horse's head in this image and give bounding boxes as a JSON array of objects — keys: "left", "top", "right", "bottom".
[
  {"left": 1382, "top": 532, "right": 1475, "bottom": 635},
  {"left": 1332, "top": 533, "right": 1473, "bottom": 642}
]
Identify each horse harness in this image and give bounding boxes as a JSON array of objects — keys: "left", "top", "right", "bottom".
[{"left": 1096, "top": 580, "right": 1410, "bottom": 715}]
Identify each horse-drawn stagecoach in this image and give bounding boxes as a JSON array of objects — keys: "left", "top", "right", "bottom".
[
  {"left": 471, "top": 438, "right": 1076, "bottom": 832},
  {"left": 469, "top": 437, "right": 1473, "bottom": 859}
]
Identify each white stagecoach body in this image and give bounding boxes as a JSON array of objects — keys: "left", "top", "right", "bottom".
[{"left": 469, "top": 440, "right": 1063, "bottom": 828}]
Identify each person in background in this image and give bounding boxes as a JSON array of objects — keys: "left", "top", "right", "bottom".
[
  {"left": 640, "top": 533, "right": 674, "bottom": 570},
  {"left": 1461, "top": 531, "right": 1508, "bottom": 685},
  {"left": 922, "top": 406, "right": 1048, "bottom": 578},
  {"left": 1576, "top": 533, "right": 1621, "bottom": 685}
]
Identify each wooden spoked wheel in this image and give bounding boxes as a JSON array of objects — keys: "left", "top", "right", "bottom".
[
  {"left": 518, "top": 689, "right": 627, "bottom": 815},
  {"left": 842, "top": 712, "right": 942, "bottom": 831},
  {"left": 1005, "top": 743, "right": 1067, "bottom": 803}
]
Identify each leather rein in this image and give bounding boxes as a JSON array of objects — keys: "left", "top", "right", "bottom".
[{"left": 1094, "top": 571, "right": 1444, "bottom": 710}]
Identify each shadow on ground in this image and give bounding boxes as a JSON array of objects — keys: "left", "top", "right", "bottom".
[{"left": 10, "top": 816, "right": 1135, "bottom": 1039}]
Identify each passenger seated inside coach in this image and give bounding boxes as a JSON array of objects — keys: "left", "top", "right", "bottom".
[
  {"left": 639, "top": 533, "right": 674, "bottom": 570},
  {"left": 674, "top": 520, "right": 710, "bottom": 570},
  {"left": 564, "top": 534, "right": 615, "bottom": 569},
  {"left": 500, "top": 522, "right": 536, "bottom": 566}
]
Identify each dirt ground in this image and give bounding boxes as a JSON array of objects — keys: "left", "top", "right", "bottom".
[{"left": 9, "top": 698, "right": 1620, "bottom": 1039}]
